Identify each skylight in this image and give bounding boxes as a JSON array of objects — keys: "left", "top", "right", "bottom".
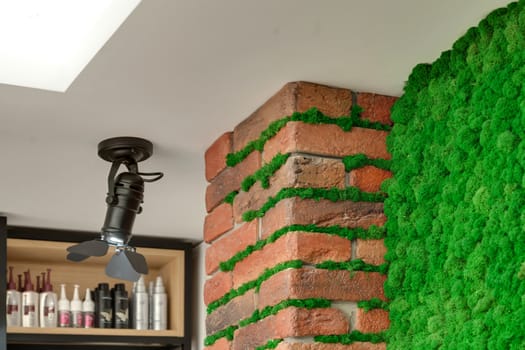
[{"left": 0, "top": 0, "right": 141, "bottom": 92}]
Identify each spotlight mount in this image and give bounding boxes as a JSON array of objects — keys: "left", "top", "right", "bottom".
[{"left": 66, "top": 137, "right": 163, "bottom": 281}]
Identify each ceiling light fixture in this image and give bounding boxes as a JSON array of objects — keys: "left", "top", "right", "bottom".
[
  {"left": 0, "top": 0, "right": 141, "bottom": 92},
  {"left": 66, "top": 137, "right": 163, "bottom": 281}
]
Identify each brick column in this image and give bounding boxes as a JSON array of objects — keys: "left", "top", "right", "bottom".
[{"left": 203, "top": 81, "right": 396, "bottom": 350}]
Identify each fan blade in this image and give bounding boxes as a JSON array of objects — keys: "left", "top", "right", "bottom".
[
  {"left": 66, "top": 252, "right": 90, "bottom": 262},
  {"left": 124, "top": 250, "right": 149, "bottom": 275},
  {"left": 105, "top": 251, "right": 141, "bottom": 281},
  {"left": 67, "top": 239, "right": 109, "bottom": 257}
]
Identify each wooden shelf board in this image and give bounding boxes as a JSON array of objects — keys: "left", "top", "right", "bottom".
[{"left": 7, "top": 326, "right": 180, "bottom": 337}]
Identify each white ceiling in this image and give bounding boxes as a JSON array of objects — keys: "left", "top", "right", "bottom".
[{"left": 0, "top": 0, "right": 513, "bottom": 242}]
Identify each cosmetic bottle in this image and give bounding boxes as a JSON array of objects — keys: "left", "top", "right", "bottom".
[
  {"left": 83, "top": 288, "right": 95, "bottom": 328},
  {"left": 152, "top": 276, "right": 167, "bottom": 330},
  {"left": 148, "top": 280, "right": 154, "bottom": 329},
  {"left": 95, "top": 283, "right": 112, "bottom": 328},
  {"left": 70, "top": 284, "right": 83, "bottom": 328},
  {"left": 39, "top": 269, "right": 57, "bottom": 328},
  {"left": 131, "top": 276, "right": 148, "bottom": 329},
  {"left": 58, "top": 284, "right": 70, "bottom": 327},
  {"left": 36, "top": 275, "right": 41, "bottom": 294},
  {"left": 6, "top": 266, "right": 21, "bottom": 327},
  {"left": 22, "top": 270, "right": 39, "bottom": 327},
  {"left": 113, "top": 283, "right": 129, "bottom": 328},
  {"left": 17, "top": 274, "right": 23, "bottom": 292}
]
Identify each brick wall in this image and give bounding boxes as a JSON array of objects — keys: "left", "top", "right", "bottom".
[{"left": 203, "top": 81, "right": 396, "bottom": 350}]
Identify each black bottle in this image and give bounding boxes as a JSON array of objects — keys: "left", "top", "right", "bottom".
[
  {"left": 95, "top": 283, "right": 112, "bottom": 328},
  {"left": 113, "top": 283, "right": 129, "bottom": 328}
]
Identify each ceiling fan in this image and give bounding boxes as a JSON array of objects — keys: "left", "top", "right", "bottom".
[{"left": 66, "top": 137, "right": 163, "bottom": 281}]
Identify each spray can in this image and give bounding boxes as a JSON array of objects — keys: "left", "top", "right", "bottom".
[
  {"left": 6, "top": 266, "right": 21, "bottom": 327},
  {"left": 39, "top": 269, "right": 57, "bottom": 328},
  {"left": 113, "top": 283, "right": 129, "bottom": 328},
  {"left": 22, "top": 270, "right": 39, "bottom": 327},
  {"left": 70, "top": 284, "right": 83, "bottom": 328},
  {"left": 95, "top": 283, "right": 112, "bottom": 328},
  {"left": 131, "top": 276, "right": 148, "bottom": 329},
  {"left": 83, "top": 288, "right": 95, "bottom": 328},
  {"left": 152, "top": 276, "right": 168, "bottom": 330},
  {"left": 148, "top": 280, "right": 154, "bottom": 329},
  {"left": 58, "top": 284, "right": 70, "bottom": 327}
]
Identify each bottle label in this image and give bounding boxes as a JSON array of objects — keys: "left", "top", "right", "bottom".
[
  {"left": 59, "top": 311, "right": 70, "bottom": 327},
  {"left": 84, "top": 313, "right": 95, "bottom": 328},
  {"left": 7, "top": 304, "right": 19, "bottom": 314},
  {"left": 72, "top": 312, "right": 83, "bottom": 328},
  {"left": 44, "top": 306, "right": 55, "bottom": 317}
]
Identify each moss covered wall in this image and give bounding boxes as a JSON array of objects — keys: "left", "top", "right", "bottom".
[{"left": 385, "top": 1, "right": 525, "bottom": 348}]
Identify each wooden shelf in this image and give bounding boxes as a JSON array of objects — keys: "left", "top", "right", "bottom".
[{"left": 2, "top": 222, "right": 193, "bottom": 349}]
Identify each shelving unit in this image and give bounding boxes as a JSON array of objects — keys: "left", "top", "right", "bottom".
[{"left": 0, "top": 217, "right": 193, "bottom": 350}]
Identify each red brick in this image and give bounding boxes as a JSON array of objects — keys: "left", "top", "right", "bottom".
[
  {"left": 206, "top": 132, "right": 233, "bottom": 182},
  {"left": 205, "top": 151, "right": 261, "bottom": 212},
  {"left": 355, "top": 308, "right": 390, "bottom": 333},
  {"left": 204, "top": 203, "right": 233, "bottom": 243},
  {"left": 206, "top": 289, "right": 256, "bottom": 335},
  {"left": 233, "top": 155, "right": 345, "bottom": 223},
  {"left": 205, "top": 337, "right": 231, "bottom": 350},
  {"left": 355, "top": 239, "right": 387, "bottom": 265},
  {"left": 206, "top": 220, "right": 257, "bottom": 274},
  {"left": 261, "top": 197, "right": 386, "bottom": 239},
  {"left": 348, "top": 166, "right": 392, "bottom": 192},
  {"left": 356, "top": 93, "right": 397, "bottom": 126},
  {"left": 204, "top": 271, "right": 232, "bottom": 305},
  {"left": 276, "top": 342, "right": 386, "bottom": 350},
  {"left": 258, "top": 268, "right": 386, "bottom": 309},
  {"left": 232, "top": 307, "right": 349, "bottom": 350},
  {"left": 263, "top": 122, "right": 390, "bottom": 163},
  {"left": 233, "top": 82, "right": 353, "bottom": 152},
  {"left": 232, "top": 232, "right": 351, "bottom": 288}
]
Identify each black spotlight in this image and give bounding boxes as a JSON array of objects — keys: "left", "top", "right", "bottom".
[{"left": 66, "top": 137, "right": 163, "bottom": 281}]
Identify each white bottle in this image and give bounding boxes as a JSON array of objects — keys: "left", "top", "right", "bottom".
[
  {"left": 6, "top": 266, "right": 21, "bottom": 327},
  {"left": 58, "top": 284, "right": 70, "bottom": 327},
  {"left": 152, "top": 276, "right": 167, "bottom": 330},
  {"left": 148, "top": 280, "right": 154, "bottom": 329},
  {"left": 83, "top": 288, "right": 95, "bottom": 328},
  {"left": 39, "top": 269, "right": 57, "bottom": 328},
  {"left": 70, "top": 284, "right": 83, "bottom": 328},
  {"left": 21, "top": 270, "right": 39, "bottom": 327},
  {"left": 132, "top": 276, "right": 148, "bottom": 329}
]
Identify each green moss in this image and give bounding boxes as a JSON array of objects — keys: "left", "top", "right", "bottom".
[
  {"left": 315, "top": 331, "right": 386, "bottom": 344},
  {"left": 239, "top": 298, "right": 331, "bottom": 327},
  {"left": 357, "top": 298, "right": 390, "bottom": 312},
  {"left": 207, "top": 260, "right": 304, "bottom": 314},
  {"left": 220, "top": 224, "right": 385, "bottom": 272},
  {"left": 386, "top": 1, "right": 525, "bottom": 348},
  {"left": 226, "top": 107, "right": 391, "bottom": 167},
  {"left": 316, "top": 260, "right": 388, "bottom": 274},
  {"left": 255, "top": 339, "right": 283, "bottom": 350},
  {"left": 204, "top": 325, "right": 237, "bottom": 346},
  {"left": 223, "top": 190, "right": 238, "bottom": 204},
  {"left": 342, "top": 154, "right": 391, "bottom": 172},
  {"left": 241, "top": 153, "right": 290, "bottom": 191},
  {"left": 242, "top": 187, "right": 386, "bottom": 222}
]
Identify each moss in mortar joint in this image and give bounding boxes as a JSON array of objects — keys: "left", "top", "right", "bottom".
[
  {"left": 342, "top": 154, "right": 392, "bottom": 172},
  {"left": 241, "top": 153, "right": 291, "bottom": 192},
  {"left": 357, "top": 298, "right": 390, "bottom": 312},
  {"left": 242, "top": 186, "right": 386, "bottom": 222},
  {"left": 315, "top": 331, "right": 386, "bottom": 345},
  {"left": 219, "top": 224, "right": 386, "bottom": 272},
  {"left": 204, "top": 325, "right": 238, "bottom": 346},
  {"left": 223, "top": 190, "right": 238, "bottom": 204},
  {"left": 226, "top": 106, "right": 391, "bottom": 168},
  {"left": 255, "top": 339, "right": 283, "bottom": 350},
  {"left": 316, "top": 259, "right": 389, "bottom": 275}
]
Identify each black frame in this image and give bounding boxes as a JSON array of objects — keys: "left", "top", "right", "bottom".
[{"left": 1, "top": 219, "right": 193, "bottom": 350}]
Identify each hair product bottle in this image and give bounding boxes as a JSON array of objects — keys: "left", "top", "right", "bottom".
[
  {"left": 58, "top": 284, "right": 70, "bottom": 327},
  {"left": 131, "top": 276, "right": 148, "bottom": 329},
  {"left": 83, "top": 288, "right": 95, "bottom": 328},
  {"left": 22, "top": 270, "right": 39, "bottom": 327},
  {"left": 70, "top": 284, "right": 83, "bottom": 328},
  {"left": 39, "top": 269, "right": 57, "bottom": 328},
  {"left": 148, "top": 280, "right": 154, "bottom": 329},
  {"left": 113, "top": 283, "right": 129, "bottom": 328},
  {"left": 95, "top": 283, "right": 112, "bottom": 328},
  {"left": 6, "top": 266, "right": 21, "bottom": 327},
  {"left": 152, "top": 276, "right": 168, "bottom": 330}
]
